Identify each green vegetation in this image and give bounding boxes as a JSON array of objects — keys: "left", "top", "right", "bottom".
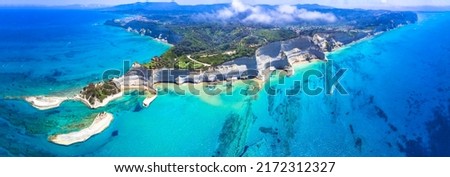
[
  {"left": 80, "top": 81, "right": 121, "bottom": 105},
  {"left": 253, "top": 29, "right": 297, "bottom": 43},
  {"left": 144, "top": 24, "right": 297, "bottom": 70}
]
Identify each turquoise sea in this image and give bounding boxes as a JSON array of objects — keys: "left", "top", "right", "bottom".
[{"left": 0, "top": 9, "right": 449, "bottom": 156}]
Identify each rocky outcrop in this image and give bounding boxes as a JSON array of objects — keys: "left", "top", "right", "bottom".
[
  {"left": 78, "top": 81, "right": 122, "bottom": 108},
  {"left": 255, "top": 36, "right": 329, "bottom": 79},
  {"left": 255, "top": 42, "right": 288, "bottom": 74},
  {"left": 312, "top": 33, "right": 344, "bottom": 52}
]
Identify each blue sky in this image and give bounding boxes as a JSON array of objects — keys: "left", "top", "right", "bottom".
[{"left": 1, "top": 0, "right": 450, "bottom": 8}]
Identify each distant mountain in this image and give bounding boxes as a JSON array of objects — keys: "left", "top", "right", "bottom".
[
  {"left": 106, "top": 2, "right": 450, "bottom": 13},
  {"left": 0, "top": 4, "right": 109, "bottom": 9},
  {"left": 104, "top": 2, "right": 335, "bottom": 13},
  {"left": 295, "top": 4, "right": 334, "bottom": 10},
  {"left": 393, "top": 6, "right": 450, "bottom": 11},
  {"left": 105, "top": 2, "right": 229, "bottom": 13},
  {"left": 108, "top": 2, "right": 181, "bottom": 11}
]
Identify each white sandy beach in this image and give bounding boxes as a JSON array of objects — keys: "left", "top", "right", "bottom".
[
  {"left": 49, "top": 112, "right": 114, "bottom": 146},
  {"left": 24, "top": 96, "right": 69, "bottom": 110}
]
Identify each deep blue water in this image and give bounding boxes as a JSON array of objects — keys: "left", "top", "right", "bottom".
[
  {"left": 0, "top": 9, "right": 170, "bottom": 97},
  {"left": 0, "top": 10, "right": 449, "bottom": 157}
]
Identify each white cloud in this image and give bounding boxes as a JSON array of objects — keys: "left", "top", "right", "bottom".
[
  {"left": 206, "top": 0, "right": 337, "bottom": 24},
  {"left": 296, "top": 9, "right": 337, "bottom": 23},
  {"left": 244, "top": 12, "right": 273, "bottom": 24},
  {"left": 231, "top": 0, "right": 250, "bottom": 12},
  {"left": 217, "top": 8, "right": 235, "bottom": 19},
  {"left": 278, "top": 4, "right": 297, "bottom": 14}
]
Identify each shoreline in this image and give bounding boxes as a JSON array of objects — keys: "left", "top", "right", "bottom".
[
  {"left": 22, "top": 84, "right": 156, "bottom": 111},
  {"left": 324, "top": 25, "right": 407, "bottom": 55},
  {"left": 49, "top": 112, "right": 114, "bottom": 146},
  {"left": 289, "top": 58, "right": 323, "bottom": 71},
  {"left": 153, "top": 37, "right": 174, "bottom": 47},
  {"left": 21, "top": 27, "right": 391, "bottom": 111},
  {"left": 75, "top": 91, "right": 124, "bottom": 109},
  {"left": 24, "top": 96, "right": 71, "bottom": 110},
  {"left": 325, "top": 34, "right": 376, "bottom": 55}
]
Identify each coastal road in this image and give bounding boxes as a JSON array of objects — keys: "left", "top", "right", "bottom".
[{"left": 187, "top": 55, "right": 212, "bottom": 67}]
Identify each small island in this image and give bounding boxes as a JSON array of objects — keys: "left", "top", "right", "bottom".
[
  {"left": 76, "top": 80, "right": 123, "bottom": 109},
  {"left": 49, "top": 112, "right": 114, "bottom": 146}
]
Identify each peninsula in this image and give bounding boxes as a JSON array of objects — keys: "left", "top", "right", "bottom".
[
  {"left": 21, "top": 2, "right": 418, "bottom": 145},
  {"left": 49, "top": 112, "right": 114, "bottom": 146},
  {"left": 26, "top": 2, "right": 418, "bottom": 111}
]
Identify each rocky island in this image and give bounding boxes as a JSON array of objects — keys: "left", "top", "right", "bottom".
[{"left": 76, "top": 80, "right": 123, "bottom": 109}]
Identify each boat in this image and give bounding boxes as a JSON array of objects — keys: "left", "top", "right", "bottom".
[{"left": 143, "top": 95, "right": 157, "bottom": 107}]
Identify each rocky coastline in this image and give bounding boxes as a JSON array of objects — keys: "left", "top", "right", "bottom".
[
  {"left": 21, "top": 19, "right": 411, "bottom": 146},
  {"left": 23, "top": 29, "right": 381, "bottom": 111}
]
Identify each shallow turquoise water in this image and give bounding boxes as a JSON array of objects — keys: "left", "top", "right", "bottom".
[
  {"left": 242, "top": 12, "right": 450, "bottom": 156},
  {"left": 0, "top": 9, "right": 171, "bottom": 156},
  {"left": 0, "top": 10, "right": 449, "bottom": 156}
]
